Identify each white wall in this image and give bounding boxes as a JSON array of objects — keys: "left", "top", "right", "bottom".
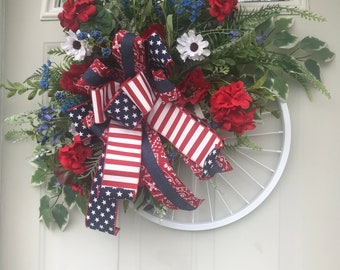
[{"left": 1, "top": 0, "right": 340, "bottom": 270}]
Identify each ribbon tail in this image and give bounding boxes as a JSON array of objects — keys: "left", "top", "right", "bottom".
[
  {"left": 85, "top": 140, "right": 138, "bottom": 236},
  {"left": 140, "top": 126, "right": 203, "bottom": 210},
  {"left": 182, "top": 151, "right": 233, "bottom": 180},
  {"left": 100, "top": 120, "right": 142, "bottom": 198},
  {"left": 85, "top": 144, "right": 120, "bottom": 235},
  {"left": 147, "top": 98, "right": 227, "bottom": 177}
]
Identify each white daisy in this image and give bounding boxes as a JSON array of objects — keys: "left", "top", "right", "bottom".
[
  {"left": 176, "top": 30, "right": 211, "bottom": 62},
  {"left": 61, "top": 30, "right": 91, "bottom": 61}
]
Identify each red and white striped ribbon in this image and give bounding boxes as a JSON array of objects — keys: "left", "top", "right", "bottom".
[
  {"left": 91, "top": 81, "right": 120, "bottom": 124},
  {"left": 101, "top": 121, "right": 142, "bottom": 197},
  {"left": 147, "top": 98, "right": 223, "bottom": 168},
  {"left": 120, "top": 71, "right": 155, "bottom": 115}
]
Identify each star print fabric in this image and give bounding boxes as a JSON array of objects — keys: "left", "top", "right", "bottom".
[{"left": 86, "top": 144, "right": 134, "bottom": 235}]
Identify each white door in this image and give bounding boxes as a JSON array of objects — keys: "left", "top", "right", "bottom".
[{"left": 1, "top": 1, "right": 340, "bottom": 270}]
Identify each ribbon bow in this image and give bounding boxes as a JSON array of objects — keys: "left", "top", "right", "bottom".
[{"left": 68, "top": 30, "right": 232, "bottom": 235}]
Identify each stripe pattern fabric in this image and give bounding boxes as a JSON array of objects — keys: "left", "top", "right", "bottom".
[{"left": 101, "top": 121, "right": 142, "bottom": 198}]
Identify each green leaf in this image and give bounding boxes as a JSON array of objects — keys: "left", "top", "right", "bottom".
[
  {"left": 63, "top": 185, "right": 77, "bottom": 209},
  {"left": 272, "top": 76, "right": 289, "bottom": 100},
  {"left": 51, "top": 204, "right": 69, "bottom": 231},
  {"left": 313, "top": 47, "right": 335, "bottom": 62},
  {"left": 80, "top": 5, "right": 113, "bottom": 35},
  {"left": 27, "top": 89, "right": 38, "bottom": 100},
  {"left": 262, "top": 76, "right": 289, "bottom": 100},
  {"left": 76, "top": 195, "right": 88, "bottom": 216},
  {"left": 47, "top": 176, "right": 62, "bottom": 196},
  {"left": 274, "top": 17, "right": 294, "bottom": 31},
  {"left": 39, "top": 195, "right": 53, "bottom": 229},
  {"left": 272, "top": 30, "right": 298, "bottom": 49},
  {"left": 31, "top": 168, "right": 47, "bottom": 186},
  {"left": 255, "top": 17, "right": 272, "bottom": 36},
  {"left": 134, "top": 187, "right": 146, "bottom": 210},
  {"left": 304, "top": 59, "right": 321, "bottom": 81},
  {"left": 249, "top": 72, "right": 268, "bottom": 90},
  {"left": 6, "top": 89, "right": 17, "bottom": 98},
  {"left": 300, "top": 36, "right": 326, "bottom": 51},
  {"left": 13, "top": 82, "right": 28, "bottom": 95},
  {"left": 166, "top": 14, "right": 173, "bottom": 47}
]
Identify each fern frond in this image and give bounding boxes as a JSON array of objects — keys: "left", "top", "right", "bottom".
[
  {"left": 236, "top": 5, "right": 325, "bottom": 30},
  {"left": 48, "top": 47, "right": 66, "bottom": 56}
]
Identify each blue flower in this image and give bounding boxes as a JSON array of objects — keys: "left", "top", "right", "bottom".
[
  {"left": 173, "top": 0, "right": 205, "bottom": 22},
  {"left": 256, "top": 33, "right": 266, "bottom": 46},
  {"left": 90, "top": 30, "right": 103, "bottom": 41},
  {"left": 38, "top": 105, "right": 55, "bottom": 122},
  {"left": 40, "top": 135, "right": 48, "bottom": 145},
  {"left": 37, "top": 123, "right": 50, "bottom": 134},
  {"left": 167, "top": 152, "right": 177, "bottom": 161},
  {"left": 51, "top": 134, "right": 62, "bottom": 146},
  {"left": 39, "top": 61, "right": 51, "bottom": 91},
  {"left": 102, "top": 47, "right": 112, "bottom": 57},
  {"left": 76, "top": 31, "right": 89, "bottom": 40},
  {"left": 152, "top": 0, "right": 164, "bottom": 19},
  {"left": 209, "top": 122, "right": 220, "bottom": 130},
  {"left": 225, "top": 30, "right": 242, "bottom": 42},
  {"left": 54, "top": 91, "right": 66, "bottom": 102}
]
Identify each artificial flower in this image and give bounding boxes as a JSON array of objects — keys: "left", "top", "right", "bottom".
[
  {"left": 177, "top": 67, "right": 210, "bottom": 106},
  {"left": 141, "top": 24, "right": 166, "bottom": 40},
  {"left": 61, "top": 30, "right": 91, "bottom": 61},
  {"left": 176, "top": 30, "right": 210, "bottom": 61},
  {"left": 208, "top": 0, "right": 238, "bottom": 22},
  {"left": 59, "top": 63, "right": 90, "bottom": 95},
  {"left": 210, "top": 81, "right": 256, "bottom": 134},
  {"left": 58, "top": 0, "right": 96, "bottom": 32},
  {"left": 57, "top": 135, "right": 93, "bottom": 175}
]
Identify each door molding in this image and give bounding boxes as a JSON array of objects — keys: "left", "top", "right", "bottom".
[{"left": 40, "top": 0, "right": 63, "bottom": 21}]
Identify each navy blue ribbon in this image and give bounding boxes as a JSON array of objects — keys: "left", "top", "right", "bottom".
[
  {"left": 141, "top": 130, "right": 195, "bottom": 211},
  {"left": 121, "top": 33, "right": 138, "bottom": 79}
]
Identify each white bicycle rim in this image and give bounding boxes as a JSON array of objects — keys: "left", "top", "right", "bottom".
[{"left": 137, "top": 101, "right": 291, "bottom": 231}]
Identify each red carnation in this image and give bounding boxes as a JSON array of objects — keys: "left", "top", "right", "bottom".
[
  {"left": 58, "top": 0, "right": 96, "bottom": 32},
  {"left": 208, "top": 0, "right": 238, "bottom": 22},
  {"left": 177, "top": 67, "right": 210, "bottom": 106},
  {"left": 210, "top": 81, "right": 256, "bottom": 134},
  {"left": 57, "top": 136, "right": 93, "bottom": 175},
  {"left": 59, "top": 63, "right": 89, "bottom": 95}
]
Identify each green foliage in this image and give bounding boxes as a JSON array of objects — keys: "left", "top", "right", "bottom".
[
  {"left": 39, "top": 195, "right": 54, "bottom": 229},
  {"left": 52, "top": 204, "right": 69, "bottom": 231}
]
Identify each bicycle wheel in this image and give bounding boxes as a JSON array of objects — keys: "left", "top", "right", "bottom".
[{"left": 137, "top": 101, "right": 291, "bottom": 231}]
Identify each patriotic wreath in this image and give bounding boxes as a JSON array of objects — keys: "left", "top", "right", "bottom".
[{"left": 1, "top": 0, "right": 334, "bottom": 235}]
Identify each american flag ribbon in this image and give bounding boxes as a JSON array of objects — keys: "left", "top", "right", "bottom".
[
  {"left": 147, "top": 98, "right": 224, "bottom": 168},
  {"left": 146, "top": 32, "right": 174, "bottom": 74},
  {"left": 101, "top": 121, "right": 142, "bottom": 198},
  {"left": 91, "top": 81, "right": 120, "bottom": 124},
  {"left": 120, "top": 71, "right": 155, "bottom": 115},
  {"left": 86, "top": 143, "right": 134, "bottom": 236}
]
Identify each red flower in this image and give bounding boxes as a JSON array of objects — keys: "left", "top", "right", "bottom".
[
  {"left": 58, "top": 0, "right": 96, "bottom": 32},
  {"left": 177, "top": 67, "right": 210, "bottom": 106},
  {"left": 141, "top": 24, "right": 166, "bottom": 40},
  {"left": 208, "top": 0, "right": 238, "bottom": 22},
  {"left": 57, "top": 136, "right": 93, "bottom": 174},
  {"left": 59, "top": 63, "right": 89, "bottom": 95},
  {"left": 71, "top": 185, "right": 85, "bottom": 196},
  {"left": 210, "top": 81, "right": 256, "bottom": 134}
]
